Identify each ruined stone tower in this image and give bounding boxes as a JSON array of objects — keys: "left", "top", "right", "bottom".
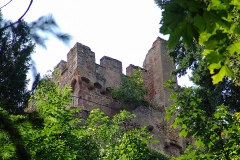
[
  {"left": 127, "top": 37, "right": 176, "bottom": 109},
  {"left": 54, "top": 37, "right": 184, "bottom": 156}
]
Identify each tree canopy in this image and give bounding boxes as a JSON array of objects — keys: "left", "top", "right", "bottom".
[
  {"left": 153, "top": 1, "right": 240, "bottom": 158},
  {"left": 164, "top": 40, "right": 240, "bottom": 159},
  {"left": 0, "top": 0, "right": 72, "bottom": 114},
  {"left": 0, "top": 12, "right": 34, "bottom": 114},
  {"left": 155, "top": 0, "right": 240, "bottom": 84},
  {"left": 0, "top": 74, "right": 169, "bottom": 160}
]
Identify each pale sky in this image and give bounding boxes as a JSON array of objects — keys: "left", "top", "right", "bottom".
[{"left": 1, "top": 0, "right": 193, "bottom": 86}]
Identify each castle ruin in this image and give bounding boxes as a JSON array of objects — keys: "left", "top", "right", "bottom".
[{"left": 54, "top": 37, "right": 185, "bottom": 156}]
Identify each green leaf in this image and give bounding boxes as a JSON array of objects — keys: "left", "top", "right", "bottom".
[
  {"left": 230, "top": 0, "right": 240, "bottom": 9},
  {"left": 182, "top": 124, "right": 187, "bottom": 129},
  {"left": 168, "top": 22, "right": 187, "bottom": 48},
  {"left": 195, "top": 139, "right": 205, "bottom": 148},
  {"left": 179, "top": 129, "right": 188, "bottom": 137},
  {"left": 203, "top": 32, "right": 228, "bottom": 51},
  {"left": 203, "top": 11, "right": 217, "bottom": 33},
  {"left": 205, "top": 51, "right": 226, "bottom": 63},
  {"left": 160, "top": 8, "right": 184, "bottom": 34},
  {"left": 169, "top": 93, "right": 177, "bottom": 100},
  {"left": 165, "top": 112, "right": 172, "bottom": 121},
  {"left": 172, "top": 120, "right": 178, "bottom": 129},
  {"left": 209, "top": 0, "right": 228, "bottom": 10},
  {"left": 214, "top": 112, "right": 221, "bottom": 119},
  {"left": 208, "top": 63, "right": 222, "bottom": 74},
  {"left": 194, "top": 14, "right": 204, "bottom": 32},
  {"left": 227, "top": 40, "right": 240, "bottom": 55},
  {"left": 187, "top": 1, "right": 201, "bottom": 12},
  {"left": 199, "top": 32, "right": 212, "bottom": 44},
  {"left": 184, "top": 23, "right": 195, "bottom": 46},
  {"left": 202, "top": 49, "right": 214, "bottom": 56},
  {"left": 212, "top": 65, "right": 234, "bottom": 84},
  {"left": 234, "top": 25, "right": 240, "bottom": 34}
]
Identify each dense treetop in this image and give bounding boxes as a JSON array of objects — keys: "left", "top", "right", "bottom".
[{"left": 155, "top": 0, "right": 240, "bottom": 84}]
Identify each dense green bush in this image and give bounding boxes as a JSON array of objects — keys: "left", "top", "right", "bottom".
[
  {"left": 110, "top": 68, "right": 149, "bottom": 108},
  {"left": 0, "top": 74, "right": 169, "bottom": 160}
]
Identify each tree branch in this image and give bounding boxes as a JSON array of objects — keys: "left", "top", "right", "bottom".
[
  {"left": 0, "top": 0, "right": 33, "bottom": 31},
  {"left": 0, "top": 0, "right": 13, "bottom": 9}
]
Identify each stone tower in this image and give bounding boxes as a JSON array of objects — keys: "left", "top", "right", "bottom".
[
  {"left": 126, "top": 37, "right": 176, "bottom": 108},
  {"left": 143, "top": 37, "right": 175, "bottom": 108}
]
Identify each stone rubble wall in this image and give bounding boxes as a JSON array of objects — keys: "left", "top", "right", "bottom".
[{"left": 53, "top": 37, "right": 186, "bottom": 157}]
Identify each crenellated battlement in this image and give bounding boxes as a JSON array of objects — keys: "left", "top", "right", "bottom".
[
  {"left": 55, "top": 42, "right": 123, "bottom": 90},
  {"left": 54, "top": 37, "right": 176, "bottom": 114},
  {"left": 53, "top": 37, "right": 185, "bottom": 157}
]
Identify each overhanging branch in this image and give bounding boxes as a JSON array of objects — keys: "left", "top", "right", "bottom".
[
  {"left": 0, "top": 0, "right": 13, "bottom": 9},
  {"left": 0, "top": 0, "right": 33, "bottom": 31}
]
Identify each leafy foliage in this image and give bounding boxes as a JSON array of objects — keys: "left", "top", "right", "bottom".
[
  {"left": 0, "top": 5, "right": 72, "bottom": 114},
  {"left": 0, "top": 74, "right": 169, "bottom": 160},
  {"left": 0, "top": 12, "right": 34, "bottom": 114},
  {"left": 24, "top": 75, "right": 83, "bottom": 159},
  {"left": 155, "top": 0, "right": 240, "bottom": 84},
  {"left": 156, "top": 3, "right": 240, "bottom": 156},
  {"left": 110, "top": 69, "right": 149, "bottom": 108},
  {"left": 164, "top": 38, "right": 240, "bottom": 159}
]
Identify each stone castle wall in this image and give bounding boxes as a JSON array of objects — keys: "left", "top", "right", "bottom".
[{"left": 53, "top": 37, "right": 185, "bottom": 156}]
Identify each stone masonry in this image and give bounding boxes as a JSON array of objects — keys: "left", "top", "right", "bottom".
[{"left": 53, "top": 37, "right": 185, "bottom": 156}]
